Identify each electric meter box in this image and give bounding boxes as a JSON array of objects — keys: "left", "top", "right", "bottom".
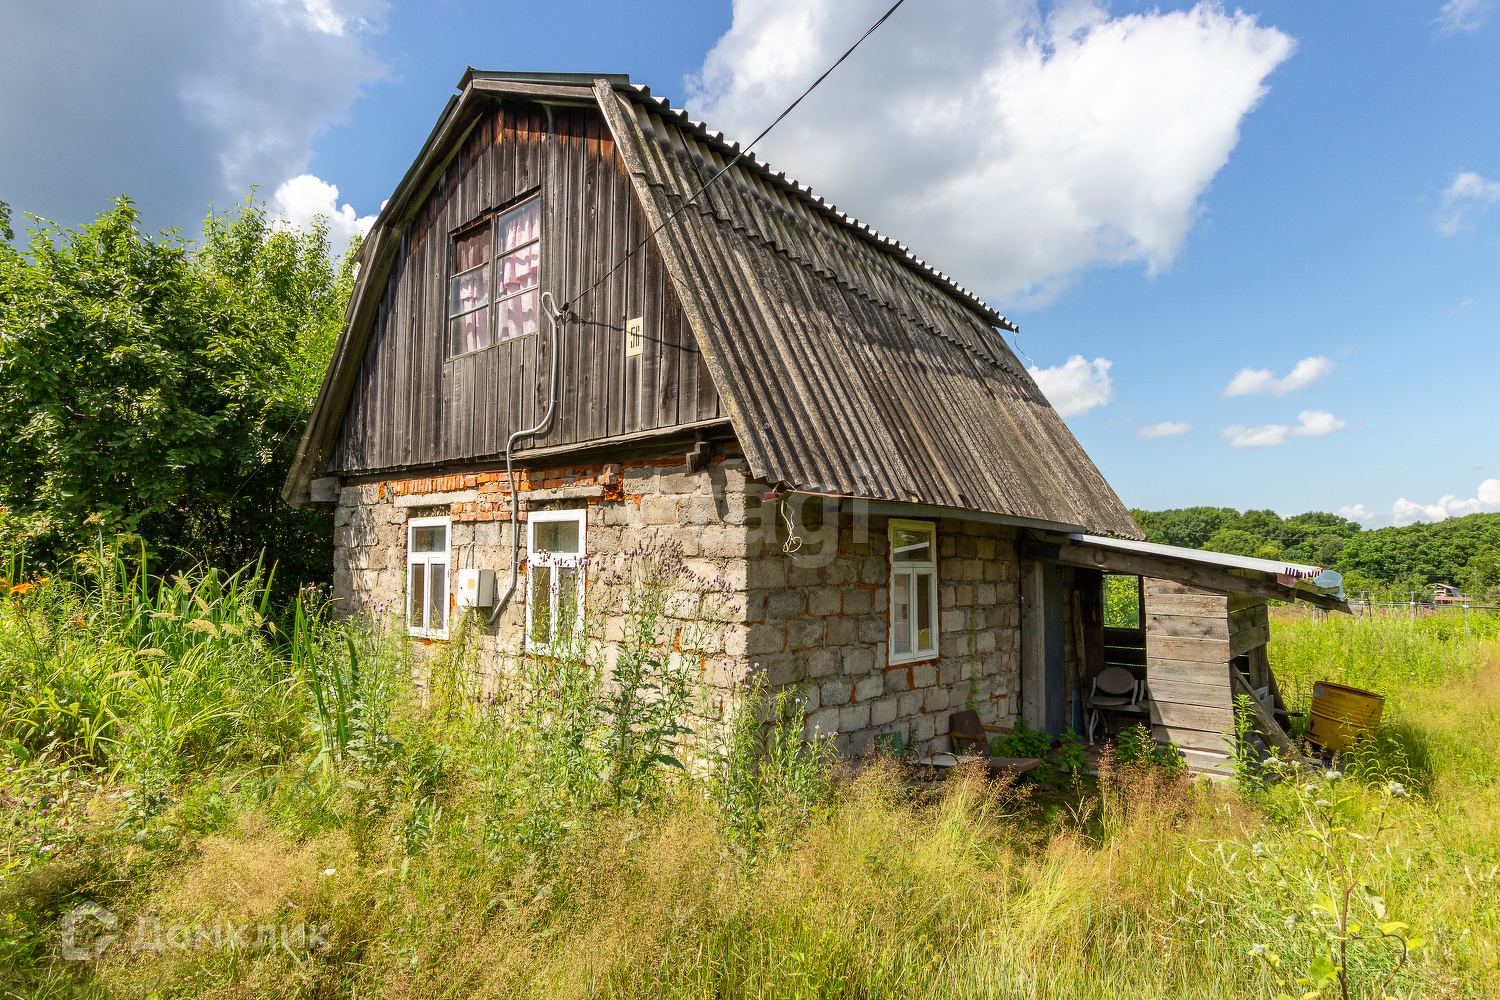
[{"left": 456, "top": 568, "right": 495, "bottom": 608}]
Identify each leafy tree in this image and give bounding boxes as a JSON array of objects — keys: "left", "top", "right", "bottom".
[
  {"left": 1311, "top": 534, "right": 1348, "bottom": 567},
  {"left": 1470, "top": 549, "right": 1500, "bottom": 591},
  {"left": 1338, "top": 513, "right": 1500, "bottom": 587},
  {"left": 1131, "top": 506, "right": 1241, "bottom": 548},
  {"left": 1202, "top": 529, "right": 1264, "bottom": 558},
  {"left": 0, "top": 196, "right": 350, "bottom": 589}
]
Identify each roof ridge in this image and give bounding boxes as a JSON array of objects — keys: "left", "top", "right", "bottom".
[{"left": 618, "top": 81, "right": 1015, "bottom": 334}]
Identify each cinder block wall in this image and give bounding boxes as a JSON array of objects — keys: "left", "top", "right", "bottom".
[
  {"left": 744, "top": 511, "right": 1023, "bottom": 756},
  {"left": 330, "top": 459, "right": 1029, "bottom": 757},
  {"left": 330, "top": 457, "right": 755, "bottom": 695}
]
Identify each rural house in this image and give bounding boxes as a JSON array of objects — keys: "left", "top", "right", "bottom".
[{"left": 283, "top": 71, "right": 1346, "bottom": 773}]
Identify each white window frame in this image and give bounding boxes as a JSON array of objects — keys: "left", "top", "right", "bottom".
[
  {"left": 888, "top": 518, "right": 939, "bottom": 666},
  {"left": 406, "top": 516, "right": 451, "bottom": 639},
  {"left": 526, "top": 508, "right": 588, "bottom": 655}
]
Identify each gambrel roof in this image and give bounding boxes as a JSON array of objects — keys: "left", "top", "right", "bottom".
[{"left": 285, "top": 72, "right": 1143, "bottom": 540}]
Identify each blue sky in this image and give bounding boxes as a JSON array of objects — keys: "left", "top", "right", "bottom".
[{"left": 2, "top": 1, "right": 1496, "bottom": 526}]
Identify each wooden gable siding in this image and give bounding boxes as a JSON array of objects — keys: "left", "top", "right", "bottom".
[{"left": 328, "top": 101, "right": 720, "bottom": 476}]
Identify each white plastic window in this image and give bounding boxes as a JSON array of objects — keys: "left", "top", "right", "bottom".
[
  {"left": 407, "top": 517, "right": 450, "bottom": 638},
  {"left": 527, "top": 509, "right": 586, "bottom": 653},
  {"left": 889, "top": 519, "right": 937, "bottom": 665}
]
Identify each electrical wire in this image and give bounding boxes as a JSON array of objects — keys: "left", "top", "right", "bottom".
[{"left": 562, "top": 0, "right": 910, "bottom": 315}]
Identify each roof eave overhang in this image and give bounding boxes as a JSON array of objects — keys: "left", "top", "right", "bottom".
[{"left": 1021, "top": 533, "right": 1352, "bottom": 613}]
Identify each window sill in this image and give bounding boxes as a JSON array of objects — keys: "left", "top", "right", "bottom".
[
  {"left": 408, "top": 629, "right": 449, "bottom": 642},
  {"left": 887, "top": 650, "right": 939, "bottom": 668},
  {"left": 446, "top": 332, "right": 538, "bottom": 363}
]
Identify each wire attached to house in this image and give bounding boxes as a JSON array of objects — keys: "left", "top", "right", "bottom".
[
  {"left": 562, "top": 0, "right": 910, "bottom": 315},
  {"left": 780, "top": 501, "right": 803, "bottom": 554},
  {"left": 488, "top": 291, "right": 564, "bottom": 624}
]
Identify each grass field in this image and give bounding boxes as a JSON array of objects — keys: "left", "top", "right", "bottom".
[{"left": 2, "top": 550, "right": 1496, "bottom": 998}]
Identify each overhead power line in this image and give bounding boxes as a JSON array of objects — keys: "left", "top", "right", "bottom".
[{"left": 563, "top": 0, "right": 910, "bottom": 314}]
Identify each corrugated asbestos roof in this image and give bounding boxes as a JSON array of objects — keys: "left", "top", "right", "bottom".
[
  {"left": 592, "top": 80, "right": 1141, "bottom": 538},
  {"left": 283, "top": 72, "right": 1144, "bottom": 540}
]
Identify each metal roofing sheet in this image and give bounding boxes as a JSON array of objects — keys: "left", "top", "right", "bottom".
[
  {"left": 598, "top": 82, "right": 1142, "bottom": 538},
  {"left": 1068, "top": 533, "right": 1326, "bottom": 580}
]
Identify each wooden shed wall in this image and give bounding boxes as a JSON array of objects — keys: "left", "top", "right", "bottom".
[
  {"left": 1144, "top": 579, "right": 1275, "bottom": 774},
  {"left": 328, "top": 101, "right": 721, "bottom": 476}
]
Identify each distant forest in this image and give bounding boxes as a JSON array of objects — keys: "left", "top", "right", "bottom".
[{"left": 1129, "top": 507, "right": 1500, "bottom": 594}]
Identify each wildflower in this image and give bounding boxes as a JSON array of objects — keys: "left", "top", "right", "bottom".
[
  {"left": 9, "top": 582, "right": 33, "bottom": 596},
  {"left": 1315, "top": 799, "right": 1332, "bottom": 809},
  {"left": 1386, "top": 781, "right": 1408, "bottom": 798},
  {"left": 1302, "top": 783, "right": 1319, "bottom": 796},
  {"left": 1325, "top": 769, "right": 1343, "bottom": 781},
  {"left": 1249, "top": 943, "right": 1268, "bottom": 957},
  {"left": 321, "top": 868, "right": 337, "bottom": 876},
  {"left": 1251, "top": 842, "right": 1266, "bottom": 856},
  {"left": 1284, "top": 914, "right": 1296, "bottom": 929}
]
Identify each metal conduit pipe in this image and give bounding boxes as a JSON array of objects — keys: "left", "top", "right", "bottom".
[{"left": 487, "top": 291, "right": 564, "bottom": 625}]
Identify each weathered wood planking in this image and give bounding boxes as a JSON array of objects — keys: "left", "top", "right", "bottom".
[
  {"left": 1144, "top": 577, "right": 1236, "bottom": 768},
  {"left": 327, "top": 100, "right": 721, "bottom": 475},
  {"left": 1151, "top": 701, "right": 1233, "bottom": 734},
  {"left": 1228, "top": 606, "right": 1264, "bottom": 634},
  {"left": 1147, "top": 634, "right": 1230, "bottom": 664},
  {"left": 1147, "top": 677, "right": 1233, "bottom": 709},
  {"left": 1148, "top": 656, "right": 1231, "bottom": 685},
  {"left": 1144, "top": 578, "right": 1210, "bottom": 597},
  {"left": 1148, "top": 594, "right": 1228, "bottom": 617},
  {"left": 1153, "top": 723, "right": 1233, "bottom": 754},
  {"left": 1145, "top": 613, "right": 1229, "bottom": 641},
  {"left": 1230, "top": 623, "right": 1272, "bottom": 656}
]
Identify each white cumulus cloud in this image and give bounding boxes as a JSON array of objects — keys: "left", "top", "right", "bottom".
[
  {"left": 0, "top": 0, "right": 387, "bottom": 236},
  {"left": 1438, "top": 171, "right": 1500, "bottom": 235},
  {"left": 1028, "top": 356, "right": 1114, "bottom": 417},
  {"left": 687, "top": 0, "right": 1294, "bottom": 304},
  {"left": 1219, "top": 409, "right": 1345, "bottom": 448},
  {"left": 1137, "top": 421, "right": 1193, "bottom": 439},
  {"left": 1434, "top": 0, "right": 1494, "bottom": 36},
  {"left": 1221, "top": 355, "right": 1333, "bottom": 397},
  {"left": 271, "top": 174, "right": 376, "bottom": 260},
  {"left": 1341, "top": 479, "right": 1500, "bottom": 527},
  {"left": 1292, "top": 409, "right": 1346, "bottom": 436}
]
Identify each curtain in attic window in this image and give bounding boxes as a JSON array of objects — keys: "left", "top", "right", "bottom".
[
  {"left": 495, "top": 198, "right": 540, "bottom": 343},
  {"left": 449, "top": 224, "right": 492, "bottom": 357}
]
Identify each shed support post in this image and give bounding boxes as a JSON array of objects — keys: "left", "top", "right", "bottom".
[
  {"left": 1020, "top": 561, "right": 1045, "bottom": 732},
  {"left": 1020, "top": 560, "right": 1066, "bottom": 736}
]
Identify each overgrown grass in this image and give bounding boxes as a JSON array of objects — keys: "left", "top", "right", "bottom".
[{"left": 2, "top": 549, "right": 1497, "bottom": 998}]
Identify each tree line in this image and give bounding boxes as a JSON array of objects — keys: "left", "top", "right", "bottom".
[
  {"left": 1131, "top": 506, "right": 1500, "bottom": 594},
  {"left": 0, "top": 196, "right": 351, "bottom": 592}
]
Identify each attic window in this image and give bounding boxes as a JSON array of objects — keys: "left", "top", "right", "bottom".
[
  {"left": 494, "top": 197, "right": 541, "bottom": 343},
  {"left": 447, "top": 195, "right": 541, "bottom": 358},
  {"left": 448, "top": 225, "right": 492, "bottom": 356}
]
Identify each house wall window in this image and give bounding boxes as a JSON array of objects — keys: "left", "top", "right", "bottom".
[
  {"left": 889, "top": 518, "right": 938, "bottom": 665},
  {"left": 407, "top": 517, "right": 450, "bottom": 637},
  {"left": 527, "top": 508, "right": 586, "bottom": 653},
  {"left": 448, "top": 195, "right": 541, "bottom": 358}
]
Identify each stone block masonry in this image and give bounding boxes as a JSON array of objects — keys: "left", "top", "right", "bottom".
[
  {"left": 330, "top": 456, "right": 1028, "bottom": 758},
  {"left": 740, "top": 503, "right": 1024, "bottom": 757}
]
